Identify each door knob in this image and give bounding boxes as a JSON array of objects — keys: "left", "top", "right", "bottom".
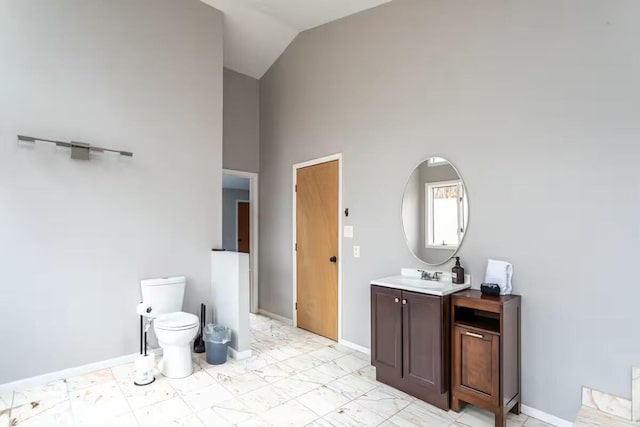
[
  {"left": 329, "top": 256, "right": 337, "bottom": 263},
  {"left": 402, "top": 299, "right": 407, "bottom": 305},
  {"left": 394, "top": 298, "right": 399, "bottom": 303}
]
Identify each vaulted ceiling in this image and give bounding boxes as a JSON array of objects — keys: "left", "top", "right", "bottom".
[{"left": 201, "top": 0, "right": 392, "bottom": 79}]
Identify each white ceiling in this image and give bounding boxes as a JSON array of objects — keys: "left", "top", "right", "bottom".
[{"left": 201, "top": 0, "right": 392, "bottom": 79}]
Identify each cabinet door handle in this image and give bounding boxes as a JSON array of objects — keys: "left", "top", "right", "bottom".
[
  {"left": 465, "top": 331, "right": 484, "bottom": 339},
  {"left": 402, "top": 299, "right": 407, "bottom": 305},
  {"left": 394, "top": 298, "right": 399, "bottom": 303}
]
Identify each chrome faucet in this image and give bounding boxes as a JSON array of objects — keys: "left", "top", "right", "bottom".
[{"left": 418, "top": 270, "right": 442, "bottom": 281}]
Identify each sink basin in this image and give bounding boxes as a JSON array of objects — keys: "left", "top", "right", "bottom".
[{"left": 371, "top": 269, "right": 471, "bottom": 296}]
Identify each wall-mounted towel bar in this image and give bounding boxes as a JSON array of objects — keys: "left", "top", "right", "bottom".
[{"left": 17, "top": 135, "right": 133, "bottom": 160}]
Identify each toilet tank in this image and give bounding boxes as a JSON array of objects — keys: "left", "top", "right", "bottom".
[{"left": 140, "top": 276, "right": 186, "bottom": 317}]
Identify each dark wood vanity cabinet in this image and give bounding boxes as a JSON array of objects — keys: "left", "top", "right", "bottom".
[
  {"left": 451, "top": 291, "right": 521, "bottom": 427},
  {"left": 371, "top": 285, "right": 451, "bottom": 410}
]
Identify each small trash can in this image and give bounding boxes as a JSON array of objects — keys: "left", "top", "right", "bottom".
[{"left": 204, "top": 324, "right": 231, "bottom": 365}]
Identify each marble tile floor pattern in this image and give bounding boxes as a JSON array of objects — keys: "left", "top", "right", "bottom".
[{"left": 0, "top": 314, "right": 555, "bottom": 427}]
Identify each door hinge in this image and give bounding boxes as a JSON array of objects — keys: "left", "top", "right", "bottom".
[
  {"left": 295, "top": 243, "right": 297, "bottom": 251},
  {"left": 295, "top": 184, "right": 297, "bottom": 192},
  {"left": 295, "top": 302, "right": 298, "bottom": 310}
]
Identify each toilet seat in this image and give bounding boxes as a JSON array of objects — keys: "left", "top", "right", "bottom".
[{"left": 155, "top": 312, "right": 198, "bottom": 331}]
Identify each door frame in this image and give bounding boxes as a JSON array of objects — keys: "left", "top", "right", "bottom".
[
  {"left": 223, "top": 169, "right": 259, "bottom": 314},
  {"left": 235, "top": 200, "right": 250, "bottom": 252},
  {"left": 292, "top": 153, "right": 343, "bottom": 342}
]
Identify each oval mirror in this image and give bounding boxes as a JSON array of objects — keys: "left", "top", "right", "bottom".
[{"left": 401, "top": 156, "right": 469, "bottom": 265}]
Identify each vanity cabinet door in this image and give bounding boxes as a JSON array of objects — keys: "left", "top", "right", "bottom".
[
  {"left": 402, "top": 291, "right": 444, "bottom": 393},
  {"left": 371, "top": 286, "right": 403, "bottom": 378},
  {"left": 453, "top": 325, "right": 500, "bottom": 407}
]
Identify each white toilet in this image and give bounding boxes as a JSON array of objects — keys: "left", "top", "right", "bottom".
[{"left": 140, "top": 276, "right": 199, "bottom": 379}]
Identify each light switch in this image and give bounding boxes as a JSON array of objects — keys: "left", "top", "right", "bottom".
[
  {"left": 344, "top": 226, "right": 354, "bottom": 238},
  {"left": 353, "top": 245, "right": 360, "bottom": 258}
]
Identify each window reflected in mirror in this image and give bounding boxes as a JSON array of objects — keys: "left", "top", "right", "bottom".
[{"left": 402, "top": 157, "right": 469, "bottom": 266}]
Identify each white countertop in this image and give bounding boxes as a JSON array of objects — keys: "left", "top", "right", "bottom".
[{"left": 371, "top": 268, "right": 471, "bottom": 296}]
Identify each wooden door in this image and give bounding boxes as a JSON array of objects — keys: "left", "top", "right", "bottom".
[
  {"left": 371, "top": 286, "right": 403, "bottom": 378},
  {"left": 403, "top": 291, "right": 443, "bottom": 393},
  {"left": 453, "top": 325, "right": 500, "bottom": 406},
  {"left": 237, "top": 202, "right": 250, "bottom": 253},
  {"left": 296, "top": 160, "right": 339, "bottom": 340}
]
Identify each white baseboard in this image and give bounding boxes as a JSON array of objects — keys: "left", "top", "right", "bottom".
[
  {"left": 338, "top": 339, "right": 371, "bottom": 356},
  {"left": 0, "top": 348, "right": 162, "bottom": 394},
  {"left": 257, "top": 308, "right": 293, "bottom": 326},
  {"left": 521, "top": 404, "right": 572, "bottom": 427},
  {"left": 228, "top": 347, "right": 252, "bottom": 360}
]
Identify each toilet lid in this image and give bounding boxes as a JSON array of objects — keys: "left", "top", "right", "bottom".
[{"left": 155, "top": 312, "right": 198, "bottom": 331}]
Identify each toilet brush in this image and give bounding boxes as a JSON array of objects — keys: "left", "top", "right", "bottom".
[{"left": 134, "top": 315, "right": 155, "bottom": 386}]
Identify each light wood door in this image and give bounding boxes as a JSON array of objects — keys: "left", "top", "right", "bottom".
[
  {"left": 296, "top": 160, "right": 339, "bottom": 340},
  {"left": 237, "top": 202, "right": 250, "bottom": 253}
]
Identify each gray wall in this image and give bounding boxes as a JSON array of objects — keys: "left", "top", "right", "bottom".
[
  {"left": 0, "top": 0, "right": 223, "bottom": 383},
  {"left": 224, "top": 68, "right": 260, "bottom": 173},
  {"left": 223, "top": 189, "right": 250, "bottom": 251},
  {"left": 259, "top": 0, "right": 640, "bottom": 421}
]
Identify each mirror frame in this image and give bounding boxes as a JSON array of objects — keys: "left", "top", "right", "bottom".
[{"left": 400, "top": 156, "right": 470, "bottom": 266}]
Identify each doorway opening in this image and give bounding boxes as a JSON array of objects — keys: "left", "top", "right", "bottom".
[
  {"left": 222, "top": 169, "right": 259, "bottom": 314},
  {"left": 292, "top": 153, "right": 342, "bottom": 342}
]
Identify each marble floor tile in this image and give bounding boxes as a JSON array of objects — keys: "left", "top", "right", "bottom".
[
  {"left": 119, "top": 377, "right": 176, "bottom": 410},
  {"left": 0, "top": 392, "right": 13, "bottom": 411},
  {"left": 238, "top": 384, "right": 294, "bottom": 413},
  {"left": 272, "top": 377, "right": 322, "bottom": 398},
  {"left": 167, "top": 370, "right": 217, "bottom": 394},
  {"left": 454, "top": 405, "right": 527, "bottom": 427},
  {"left": 12, "top": 380, "right": 68, "bottom": 410},
  {"left": 205, "top": 359, "right": 250, "bottom": 380},
  {"left": 69, "top": 380, "right": 130, "bottom": 426},
  {"left": 253, "top": 361, "right": 298, "bottom": 383},
  {"left": 332, "top": 355, "right": 370, "bottom": 374},
  {"left": 294, "top": 367, "right": 339, "bottom": 386},
  {"left": 0, "top": 408, "right": 9, "bottom": 427},
  {"left": 66, "top": 368, "right": 116, "bottom": 392},
  {"left": 282, "top": 354, "right": 324, "bottom": 372},
  {"left": 260, "top": 399, "right": 318, "bottom": 426},
  {"left": 111, "top": 362, "right": 138, "bottom": 384},
  {"left": 386, "top": 399, "right": 457, "bottom": 427},
  {"left": 574, "top": 405, "right": 640, "bottom": 427},
  {"left": 582, "top": 386, "right": 632, "bottom": 420},
  {"left": 195, "top": 406, "right": 233, "bottom": 426},
  {"left": 9, "top": 398, "right": 73, "bottom": 427},
  {"left": 522, "top": 417, "right": 553, "bottom": 427},
  {"left": 352, "top": 365, "right": 378, "bottom": 385},
  {"left": 134, "top": 395, "right": 192, "bottom": 427},
  {"left": 309, "top": 347, "right": 348, "bottom": 363},
  {"left": 313, "top": 360, "right": 351, "bottom": 380},
  {"left": 161, "top": 413, "right": 206, "bottom": 426},
  {"left": 180, "top": 381, "right": 233, "bottom": 411},
  {"left": 211, "top": 398, "right": 260, "bottom": 425},
  {"left": 297, "top": 385, "right": 351, "bottom": 416},
  {"left": 243, "top": 353, "right": 280, "bottom": 371},
  {"left": 325, "top": 373, "right": 378, "bottom": 400},
  {"left": 354, "top": 384, "right": 413, "bottom": 419},
  {"left": 321, "top": 400, "right": 386, "bottom": 426},
  {"left": 217, "top": 371, "right": 268, "bottom": 396}
]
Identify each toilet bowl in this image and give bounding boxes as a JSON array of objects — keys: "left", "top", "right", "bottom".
[{"left": 154, "top": 311, "right": 199, "bottom": 378}]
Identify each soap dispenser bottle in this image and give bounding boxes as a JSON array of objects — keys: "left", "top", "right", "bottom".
[{"left": 452, "top": 257, "right": 465, "bottom": 284}]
